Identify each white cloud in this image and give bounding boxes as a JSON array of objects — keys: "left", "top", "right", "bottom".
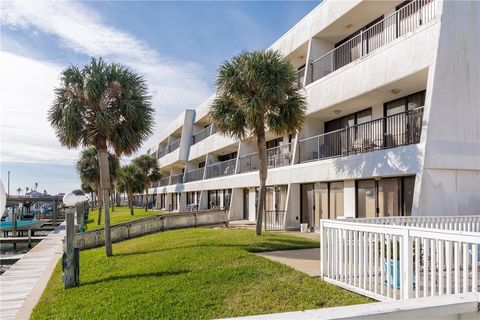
[
  {"left": 0, "top": 0, "right": 213, "bottom": 163},
  {"left": 0, "top": 51, "right": 80, "bottom": 164}
]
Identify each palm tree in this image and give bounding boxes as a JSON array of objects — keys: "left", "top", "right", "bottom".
[
  {"left": 209, "top": 50, "right": 306, "bottom": 235},
  {"left": 118, "top": 164, "right": 145, "bottom": 215},
  {"left": 76, "top": 147, "right": 119, "bottom": 224},
  {"left": 49, "top": 57, "right": 154, "bottom": 256},
  {"left": 133, "top": 154, "right": 160, "bottom": 211},
  {"left": 17, "top": 188, "right": 22, "bottom": 196},
  {"left": 25, "top": 187, "right": 29, "bottom": 194},
  {"left": 34, "top": 182, "right": 38, "bottom": 191}
]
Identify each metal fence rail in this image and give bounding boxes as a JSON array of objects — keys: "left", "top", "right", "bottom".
[
  {"left": 205, "top": 158, "right": 237, "bottom": 179},
  {"left": 192, "top": 125, "right": 214, "bottom": 145},
  {"left": 310, "top": 0, "right": 436, "bottom": 83},
  {"left": 168, "top": 137, "right": 181, "bottom": 153},
  {"left": 170, "top": 173, "right": 184, "bottom": 185},
  {"left": 299, "top": 107, "right": 423, "bottom": 163},
  {"left": 184, "top": 167, "right": 205, "bottom": 182},
  {"left": 160, "top": 177, "right": 170, "bottom": 187},
  {"left": 238, "top": 143, "right": 293, "bottom": 174},
  {"left": 264, "top": 210, "right": 286, "bottom": 231}
]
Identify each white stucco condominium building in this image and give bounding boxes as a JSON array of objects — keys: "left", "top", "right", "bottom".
[{"left": 136, "top": 0, "right": 480, "bottom": 231}]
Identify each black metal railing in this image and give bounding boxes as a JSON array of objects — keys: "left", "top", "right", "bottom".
[
  {"left": 264, "top": 210, "right": 286, "bottom": 231},
  {"left": 296, "top": 66, "right": 306, "bottom": 88},
  {"left": 184, "top": 167, "right": 205, "bottom": 182},
  {"left": 238, "top": 143, "right": 293, "bottom": 174},
  {"left": 170, "top": 173, "right": 184, "bottom": 185},
  {"left": 157, "top": 147, "right": 167, "bottom": 159},
  {"left": 310, "top": 0, "right": 436, "bottom": 83},
  {"left": 298, "top": 107, "right": 424, "bottom": 163},
  {"left": 192, "top": 125, "right": 214, "bottom": 145},
  {"left": 168, "top": 137, "right": 181, "bottom": 153},
  {"left": 160, "top": 177, "right": 170, "bottom": 187},
  {"left": 205, "top": 158, "right": 237, "bottom": 179}
]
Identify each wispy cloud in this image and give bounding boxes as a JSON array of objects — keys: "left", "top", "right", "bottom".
[{"left": 0, "top": 0, "right": 212, "bottom": 164}]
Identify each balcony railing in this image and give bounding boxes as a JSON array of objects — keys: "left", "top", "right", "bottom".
[
  {"left": 295, "top": 66, "right": 306, "bottom": 88},
  {"left": 170, "top": 173, "right": 184, "bottom": 185},
  {"left": 157, "top": 148, "right": 167, "bottom": 159},
  {"left": 299, "top": 107, "right": 423, "bottom": 163},
  {"left": 160, "top": 177, "right": 170, "bottom": 187},
  {"left": 184, "top": 167, "right": 205, "bottom": 183},
  {"left": 310, "top": 0, "right": 436, "bottom": 83},
  {"left": 238, "top": 143, "right": 294, "bottom": 174},
  {"left": 192, "top": 125, "right": 214, "bottom": 145},
  {"left": 167, "top": 137, "right": 181, "bottom": 153},
  {"left": 205, "top": 158, "right": 237, "bottom": 179}
]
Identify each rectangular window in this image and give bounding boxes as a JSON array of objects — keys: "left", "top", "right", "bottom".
[
  {"left": 356, "top": 176, "right": 415, "bottom": 218},
  {"left": 325, "top": 108, "right": 372, "bottom": 133},
  {"left": 224, "top": 189, "right": 232, "bottom": 208},
  {"left": 218, "top": 152, "right": 237, "bottom": 162}
]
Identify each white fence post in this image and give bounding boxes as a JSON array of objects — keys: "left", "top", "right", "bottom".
[
  {"left": 401, "top": 228, "right": 413, "bottom": 299},
  {"left": 320, "top": 220, "right": 326, "bottom": 279}
]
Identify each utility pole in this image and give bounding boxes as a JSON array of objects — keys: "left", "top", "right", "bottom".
[{"left": 7, "top": 171, "right": 10, "bottom": 196}]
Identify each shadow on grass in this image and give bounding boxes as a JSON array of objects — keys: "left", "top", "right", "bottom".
[
  {"left": 113, "top": 238, "right": 318, "bottom": 258},
  {"left": 81, "top": 270, "right": 190, "bottom": 287}
]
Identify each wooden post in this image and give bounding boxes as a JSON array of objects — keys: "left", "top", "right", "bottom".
[
  {"left": 27, "top": 228, "right": 32, "bottom": 248},
  {"left": 12, "top": 206, "right": 17, "bottom": 249},
  {"left": 63, "top": 208, "right": 77, "bottom": 289}
]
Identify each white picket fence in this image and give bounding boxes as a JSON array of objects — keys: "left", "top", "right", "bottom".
[{"left": 320, "top": 216, "right": 480, "bottom": 301}]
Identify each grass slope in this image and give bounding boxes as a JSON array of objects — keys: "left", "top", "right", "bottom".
[
  {"left": 85, "top": 206, "right": 164, "bottom": 231},
  {"left": 32, "top": 228, "right": 370, "bottom": 320}
]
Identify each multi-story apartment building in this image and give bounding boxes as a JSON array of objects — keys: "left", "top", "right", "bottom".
[{"left": 137, "top": 0, "right": 480, "bottom": 231}]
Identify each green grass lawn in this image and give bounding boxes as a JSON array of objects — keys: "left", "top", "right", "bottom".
[
  {"left": 85, "top": 206, "right": 164, "bottom": 231},
  {"left": 31, "top": 228, "right": 370, "bottom": 320}
]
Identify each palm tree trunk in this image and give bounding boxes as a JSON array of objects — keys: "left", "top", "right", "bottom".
[
  {"left": 97, "top": 193, "right": 103, "bottom": 225},
  {"left": 97, "top": 147, "right": 113, "bottom": 257},
  {"left": 128, "top": 190, "right": 134, "bottom": 215},
  {"left": 144, "top": 185, "right": 149, "bottom": 212},
  {"left": 111, "top": 192, "right": 115, "bottom": 212},
  {"left": 256, "top": 128, "right": 268, "bottom": 236}
]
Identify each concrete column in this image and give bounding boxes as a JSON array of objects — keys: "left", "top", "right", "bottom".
[
  {"left": 229, "top": 188, "right": 243, "bottom": 220},
  {"left": 248, "top": 188, "right": 257, "bottom": 221},
  {"left": 178, "top": 192, "right": 187, "bottom": 212},
  {"left": 343, "top": 180, "right": 356, "bottom": 218},
  {"left": 286, "top": 183, "right": 301, "bottom": 230}
]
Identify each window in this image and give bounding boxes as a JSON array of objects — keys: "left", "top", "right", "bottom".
[
  {"left": 266, "top": 137, "right": 283, "bottom": 149},
  {"left": 384, "top": 90, "right": 426, "bottom": 116},
  {"left": 356, "top": 176, "right": 415, "bottom": 218},
  {"left": 218, "top": 152, "right": 237, "bottom": 162},
  {"left": 325, "top": 108, "right": 372, "bottom": 132},
  {"left": 302, "top": 182, "right": 344, "bottom": 228},
  {"left": 198, "top": 162, "right": 205, "bottom": 168},
  {"left": 208, "top": 190, "right": 222, "bottom": 209},
  {"left": 223, "top": 189, "right": 232, "bottom": 209},
  {"left": 171, "top": 193, "right": 179, "bottom": 211}
]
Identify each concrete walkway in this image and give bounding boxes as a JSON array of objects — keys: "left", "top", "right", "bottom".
[
  {"left": 0, "top": 223, "right": 65, "bottom": 320},
  {"left": 257, "top": 248, "right": 320, "bottom": 277}
]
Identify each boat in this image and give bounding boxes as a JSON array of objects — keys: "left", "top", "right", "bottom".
[{"left": 0, "top": 219, "right": 45, "bottom": 231}]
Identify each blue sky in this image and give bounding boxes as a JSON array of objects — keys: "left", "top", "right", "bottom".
[{"left": 0, "top": 1, "right": 319, "bottom": 195}]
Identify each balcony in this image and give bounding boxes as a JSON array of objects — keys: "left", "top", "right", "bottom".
[
  {"left": 170, "top": 173, "right": 184, "bottom": 185},
  {"left": 295, "top": 66, "right": 306, "bottom": 88},
  {"left": 157, "top": 147, "right": 167, "bottom": 159},
  {"left": 160, "top": 177, "right": 170, "bottom": 187},
  {"left": 238, "top": 143, "right": 294, "bottom": 174},
  {"left": 184, "top": 167, "right": 204, "bottom": 183},
  {"left": 167, "top": 137, "right": 181, "bottom": 153},
  {"left": 299, "top": 107, "right": 423, "bottom": 163},
  {"left": 192, "top": 125, "right": 215, "bottom": 145},
  {"left": 310, "top": 0, "right": 436, "bottom": 84},
  {"left": 205, "top": 158, "right": 237, "bottom": 179}
]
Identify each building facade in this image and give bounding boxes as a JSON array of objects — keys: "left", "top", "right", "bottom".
[{"left": 137, "top": 0, "right": 480, "bottom": 230}]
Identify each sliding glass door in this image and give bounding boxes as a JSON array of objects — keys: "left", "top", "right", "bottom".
[{"left": 356, "top": 176, "right": 415, "bottom": 218}]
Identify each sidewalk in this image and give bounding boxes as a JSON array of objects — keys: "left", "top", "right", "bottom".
[
  {"left": 256, "top": 248, "right": 320, "bottom": 277},
  {"left": 0, "top": 223, "right": 65, "bottom": 320}
]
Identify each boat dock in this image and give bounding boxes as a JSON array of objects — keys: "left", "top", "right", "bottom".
[{"left": 0, "top": 223, "right": 66, "bottom": 320}]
